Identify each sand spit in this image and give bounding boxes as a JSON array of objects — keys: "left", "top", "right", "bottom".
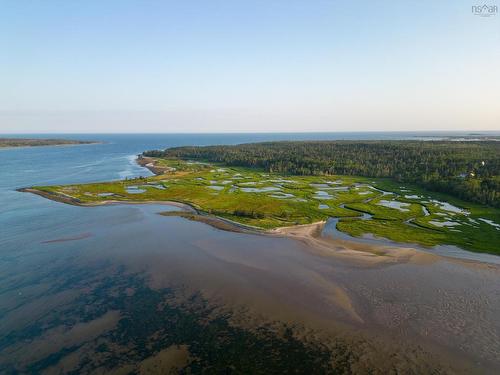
[{"left": 270, "top": 221, "right": 438, "bottom": 266}]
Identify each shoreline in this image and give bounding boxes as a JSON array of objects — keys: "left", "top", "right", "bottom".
[
  {"left": 19, "top": 186, "right": 496, "bottom": 268},
  {"left": 17, "top": 186, "right": 264, "bottom": 231},
  {"left": 17, "top": 156, "right": 499, "bottom": 268},
  {"left": 0, "top": 141, "right": 101, "bottom": 150},
  {"left": 136, "top": 155, "right": 171, "bottom": 175}
]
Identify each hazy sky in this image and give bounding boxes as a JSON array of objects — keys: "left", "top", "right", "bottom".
[{"left": 1, "top": 0, "right": 499, "bottom": 133}]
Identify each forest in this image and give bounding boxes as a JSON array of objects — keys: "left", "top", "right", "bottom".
[{"left": 143, "top": 141, "right": 500, "bottom": 207}]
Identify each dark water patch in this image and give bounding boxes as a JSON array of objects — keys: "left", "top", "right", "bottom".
[
  {"left": 6, "top": 269, "right": 336, "bottom": 374},
  {"left": 41, "top": 232, "right": 92, "bottom": 244}
]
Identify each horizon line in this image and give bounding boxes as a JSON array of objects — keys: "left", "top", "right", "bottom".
[{"left": 1, "top": 130, "right": 499, "bottom": 135}]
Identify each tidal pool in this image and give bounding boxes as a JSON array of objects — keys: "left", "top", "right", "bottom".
[
  {"left": 329, "top": 186, "right": 349, "bottom": 191},
  {"left": 240, "top": 186, "right": 280, "bottom": 193},
  {"left": 238, "top": 181, "right": 257, "bottom": 186},
  {"left": 269, "top": 192, "right": 294, "bottom": 199},
  {"left": 377, "top": 200, "right": 410, "bottom": 212},
  {"left": 207, "top": 185, "right": 224, "bottom": 191},
  {"left": 429, "top": 220, "right": 459, "bottom": 227},
  {"left": 310, "top": 183, "right": 329, "bottom": 188},
  {"left": 479, "top": 218, "right": 500, "bottom": 230},
  {"left": 97, "top": 192, "right": 115, "bottom": 197},
  {"left": 313, "top": 190, "right": 333, "bottom": 199},
  {"left": 125, "top": 186, "right": 146, "bottom": 194},
  {"left": 430, "top": 200, "right": 469, "bottom": 215}
]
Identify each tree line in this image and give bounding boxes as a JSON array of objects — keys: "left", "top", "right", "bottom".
[{"left": 144, "top": 141, "right": 500, "bottom": 207}]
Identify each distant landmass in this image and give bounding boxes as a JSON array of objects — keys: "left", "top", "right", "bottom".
[
  {"left": 419, "top": 134, "right": 500, "bottom": 141},
  {"left": 0, "top": 138, "right": 96, "bottom": 148}
]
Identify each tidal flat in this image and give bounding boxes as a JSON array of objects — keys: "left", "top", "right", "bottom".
[
  {"left": 7, "top": 152, "right": 500, "bottom": 373},
  {"left": 1, "top": 203, "right": 499, "bottom": 373}
]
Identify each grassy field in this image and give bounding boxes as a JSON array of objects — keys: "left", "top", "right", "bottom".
[{"left": 29, "top": 157, "right": 500, "bottom": 255}]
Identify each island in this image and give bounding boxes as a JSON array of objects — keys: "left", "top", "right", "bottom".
[
  {"left": 19, "top": 140, "right": 500, "bottom": 255},
  {"left": 0, "top": 137, "right": 96, "bottom": 148}
]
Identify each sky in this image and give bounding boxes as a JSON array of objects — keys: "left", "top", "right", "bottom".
[{"left": 1, "top": 0, "right": 499, "bottom": 133}]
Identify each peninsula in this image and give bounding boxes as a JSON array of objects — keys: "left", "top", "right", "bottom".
[
  {"left": 0, "top": 137, "right": 96, "bottom": 148},
  {"left": 19, "top": 141, "right": 500, "bottom": 256}
]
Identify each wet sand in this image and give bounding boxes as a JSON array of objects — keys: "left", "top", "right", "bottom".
[
  {"left": 271, "top": 221, "right": 436, "bottom": 265},
  {"left": 2, "top": 199, "right": 500, "bottom": 373},
  {"left": 119, "top": 208, "right": 500, "bottom": 373}
]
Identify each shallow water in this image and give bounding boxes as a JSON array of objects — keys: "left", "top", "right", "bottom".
[
  {"left": 430, "top": 200, "right": 469, "bottom": 215},
  {"left": 377, "top": 199, "right": 410, "bottom": 211},
  {"left": 207, "top": 185, "right": 224, "bottom": 190},
  {"left": 313, "top": 190, "right": 333, "bottom": 199},
  {"left": 479, "top": 218, "right": 500, "bottom": 230},
  {"left": 240, "top": 186, "right": 280, "bottom": 193},
  {"left": 2, "top": 200, "right": 499, "bottom": 371},
  {"left": 125, "top": 185, "right": 146, "bottom": 194}
]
